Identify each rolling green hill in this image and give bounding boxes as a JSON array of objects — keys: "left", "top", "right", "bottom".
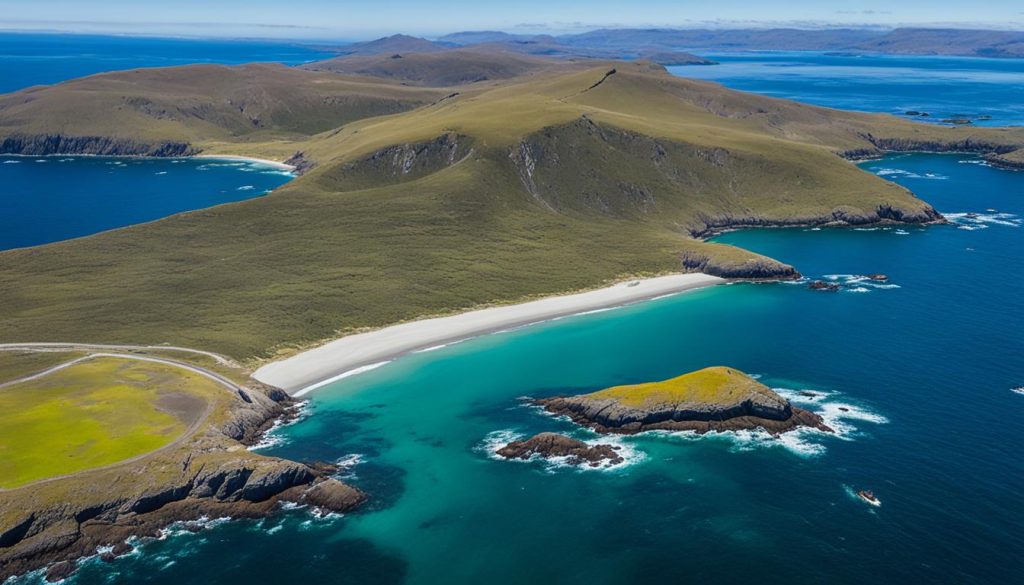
[{"left": 0, "top": 58, "right": 1021, "bottom": 361}]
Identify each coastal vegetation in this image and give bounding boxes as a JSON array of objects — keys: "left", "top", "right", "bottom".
[
  {"left": 1, "top": 57, "right": 1020, "bottom": 362},
  {"left": 0, "top": 357, "right": 218, "bottom": 488}
]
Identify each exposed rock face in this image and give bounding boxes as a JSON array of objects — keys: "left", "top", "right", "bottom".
[
  {"left": 0, "top": 134, "right": 196, "bottom": 157},
  {"left": 808, "top": 280, "right": 841, "bottom": 291},
  {"left": 680, "top": 248, "right": 800, "bottom": 280},
  {"left": 496, "top": 433, "right": 624, "bottom": 467},
  {"left": 321, "top": 132, "right": 473, "bottom": 190},
  {"left": 0, "top": 383, "right": 365, "bottom": 582},
  {"left": 537, "top": 367, "right": 833, "bottom": 436},
  {"left": 284, "top": 150, "right": 316, "bottom": 175},
  {"left": 689, "top": 204, "right": 945, "bottom": 239}
]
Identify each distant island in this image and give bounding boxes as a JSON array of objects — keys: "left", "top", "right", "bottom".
[
  {"left": 322, "top": 27, "right": 1024, "bottom": 62},
  {"left": 538, "top": 366, "right": 832, "bottom": 435}
]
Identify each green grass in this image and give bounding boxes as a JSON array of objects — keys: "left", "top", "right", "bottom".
[
  {"left": 589, "top": 366, "right": 771, "bottom": 407},
  {"left": 0, "top": 357, "right": 220, "bottom": 488},
  {"left": 0, "top": 60, "right": 1020, "bottom": 362}
]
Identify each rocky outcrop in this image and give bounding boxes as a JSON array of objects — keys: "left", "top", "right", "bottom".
[
  {"left": 284, "top": 151, "right": 316, "bottom": 175},
  {"left": 689, "top": 204, "right": 945, "bottom": 239},
  {"left": 496, "top": 433, "right": 624, "bottom": 467},
  {"left": 321, "top": 132, "right": 473, "bottom": 190},
  {"left": 808, "top": 280, "right": 841, "bottom": 291},
  {"left": 0, "top": 134, "right": 196, "bottom": 157},
  {"left": 0, "top": 382, "right": 365, "bottom": 582},
  {"left": 680, "top": 248, "right": 800, "bottom": 280},
  {"left": 841, "top": 136, "right": 1020, "bottom": 161},
  {"left": 536, "top": 367, "right": 833, "bottom": 436}
]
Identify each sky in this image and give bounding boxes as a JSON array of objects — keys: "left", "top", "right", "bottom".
[{"left": 0, "top": 0, "right": 1022, "bottom": 41}]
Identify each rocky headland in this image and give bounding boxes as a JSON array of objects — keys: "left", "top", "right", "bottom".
[
  {"left": 537, "top": 366, "right": 832, "bottom": 435},
  {"left": 496, "top": 432, "right": 624, "bottom": 467},
  {"left": 0, "top": 381, "right": 364, "bottom": 582}
]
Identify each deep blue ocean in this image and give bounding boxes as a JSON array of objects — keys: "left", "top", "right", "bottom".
[
  {"left": 669, "top": 52, "right": 1024, "bottom": 126},
  {"left": 3, "top": 37, "right": 1022, "bottom": 584},
  {"left": 0, "top": 33, "right": 334, "bottom": 93},
  {"left": 0, "top": 156, "right": 292, "bottom": 250}
]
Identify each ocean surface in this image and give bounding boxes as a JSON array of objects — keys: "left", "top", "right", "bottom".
[
  {"left": 28, "top": 152, "right": 1020, "bottom": 585},
  {"left": 0, "top": 33, "right": 335, "bottom": 94},
  {"left": 4, "top": 41, "right": 1024, "bottom": 585},
  {"left": 669, "top": 52, "right": 1024, "bottom": 126},
  {"left": 0, "top": 156, "right": 293, "bottom": 250}
]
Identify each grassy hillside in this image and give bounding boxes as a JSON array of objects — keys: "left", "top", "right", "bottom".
[
  {"left": 0, "top": 59, "right": 1021, "bottom": 361},
  {"left": 0, "top": 63, "right": 445, "bottom": 152}
]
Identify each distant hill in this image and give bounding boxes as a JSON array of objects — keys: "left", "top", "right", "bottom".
[
  {"left": 562, "top": 27, "right": 1024, "bottom": 58},
  {"left": 302, "top": 50, "right": 557, "bottom": 86},
  {"left": 438, "top": 27, "right": 1024, "bottom": 59},
  {"left": 849, "top": 28, "right": 1024, "bottom": 58},
  {"left": 337, "top": 34, "right": 453, "bottom": 56},
  {"left": 319, "top": 33, "right": 715, "bottom": 69}
]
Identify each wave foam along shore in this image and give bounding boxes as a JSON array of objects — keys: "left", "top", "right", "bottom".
[{"left": 255, "top": 273, "right": 723, "bottom": 395}]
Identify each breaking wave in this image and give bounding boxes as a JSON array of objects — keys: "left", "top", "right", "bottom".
[
  {"left": 945, "top": 212, "right": 1020, "bottom": 230},
  {"left": 248, "top": 401, "right": 311, "bottom": 451}
]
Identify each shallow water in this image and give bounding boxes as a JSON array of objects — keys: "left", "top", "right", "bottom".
[
  {"left": 0, "top": 156, "right": 293, "bottom": 250},
  {"left": 669, "top": 51, "right": 1024, "bottom": 126},
  {"left": 31, "top": 153, "right": 1020, "bottom": 585}
]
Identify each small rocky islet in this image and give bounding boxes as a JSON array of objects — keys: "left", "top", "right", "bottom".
[
  {"left": 496, "top": 433, "right": 625, "bottom": 467},
  {"left": 535, "top": 366, "right": 832, "bottom": 436}
]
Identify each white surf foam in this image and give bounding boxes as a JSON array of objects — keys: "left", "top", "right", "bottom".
[
  {"left": 248, "top": 400, "right": 310, "bottom": 451},
  {"left": 2, "top": 160, "right": 20, "bottom": 164},
  {"left": 237, "top": 185, "right": 255, "bottom": 191},
  {"left": 478, "top": 429, "right": 645, "bottom": 473},
  {"left": 643, "top": 386, "right": 887, "bottom": 458},
  {"left": 155, "top": 171, "right": 168, "bottom": 175},
  {"left": 945, "top": 212, "right": 1021, "bottom": 230},
  {"left": 293, "top": 361, "right": 392, "bottom": 397},
  {"left": 1011, "top": 387, "right": 1024, "bottom": 396}
]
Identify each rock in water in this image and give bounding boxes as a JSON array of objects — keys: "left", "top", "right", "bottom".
[
  {"left": 537, "top": 366, "right": 833, "bottom": 435},
  {"left": 808, "top": 280, "right": 841, "bottom": 291},
  {"left": 496, "top": 433, "right": 624, "bottom": 467},
  {"left": 45, "top": 561, "right": 76, "bottom": 582}
]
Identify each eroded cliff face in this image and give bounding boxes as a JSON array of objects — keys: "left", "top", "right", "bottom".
[
  {"left": 537, "top": 390, "right": 831, "bottom": 436},
  {"left": 316, "top": 132, "right": 474, "bottom": 190},
  {"left": 0, "top": 134, "right": 196, "bottom": 157},
  {"left": 0, "top": 383, "right": 364, "bottom": 582}
]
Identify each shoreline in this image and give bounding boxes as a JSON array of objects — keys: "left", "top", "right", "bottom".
[
  {"left": 1, "top": 152, "right": 296, "bottom": 172},
  {"left": 253, "top": 273, "right": 724, "bottom": 396},
  {"left": 191, "top": 154, "right": 296, "bottom": 171}
]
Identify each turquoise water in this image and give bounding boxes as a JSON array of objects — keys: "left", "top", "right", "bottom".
[
  {"left": 0, "top": 156, "right": 293, "bottom": 250},
  {"left": 669, "top": 52, "right": 1024, "bottom": 126},
  {"left": 39, "top": 153, "right": 1022, "bottom": 584},
  {"left": 0, "top": 33, "right": 335, "bottom": 94}
]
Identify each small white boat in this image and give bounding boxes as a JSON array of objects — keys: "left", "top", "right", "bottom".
[{"left": 857, "top": 490, "right": 881, "bottom": 507}]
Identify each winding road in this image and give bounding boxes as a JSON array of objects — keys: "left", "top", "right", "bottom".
[{"left": 0, "top": 345, "right": 249, "bottom": 492}]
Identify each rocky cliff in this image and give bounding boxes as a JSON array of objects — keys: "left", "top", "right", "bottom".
[{"left": 0, "top": 134, "right": 196, "bottom": 157}]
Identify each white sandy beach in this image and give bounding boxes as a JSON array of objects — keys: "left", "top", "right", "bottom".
[
  {"left": 254, "top": 273, "right": 724, "bottom": 396},
  {"left": 192, "top": 154, "right": 295, "bottom": 171}
]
